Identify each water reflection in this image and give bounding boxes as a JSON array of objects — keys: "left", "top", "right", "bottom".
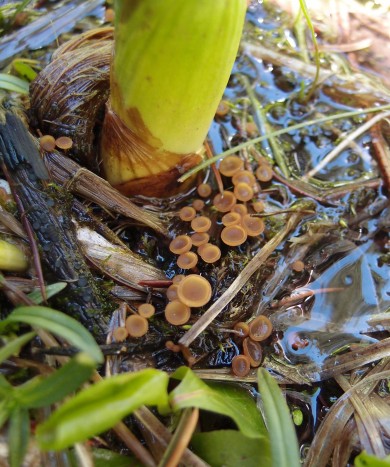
[{"left": 277, "top": 239, "right": 390, "bottom": 365}]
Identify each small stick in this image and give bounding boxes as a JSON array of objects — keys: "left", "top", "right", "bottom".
[
  {"left": 205, "top": 139, "right": 224, "bottom": 195},
  {"left": 158, "top": 408, "right": 199, "bottom": 467},
  {"left": 370, "top": 122, "right": 390, "bottom": 190},
  {"left": 179, "top": 212, "right": 301, "bottom": 347}
]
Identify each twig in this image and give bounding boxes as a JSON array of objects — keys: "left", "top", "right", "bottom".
[
  {"left": 158, "top": 408, "right": 199, "bottom": 467},
  {"left": 205, "top": 140, "right": 224, "bottom": 195},
  {"left": 303, "top": 111, "right": 390, "bottom": 179},
  {"left": 370, "top": 121, "right": 390, "bottom": 190},
  {"left": 179, "top": 212, "right": 301, "bottom": 347}
]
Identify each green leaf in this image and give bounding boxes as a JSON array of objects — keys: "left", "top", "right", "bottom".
[
  {"left": 0, "top": 399, "right": 12, "bottom": 430},
  {"left": 191, "top": 430, "right": 271, "bottom": 467},
  {"left": 12, "top": 59, "right": 37, "bottom": 81},
  {"left": 257, "top": 369, "right": 300, "bottom": 467},
  {"left": 36, "top": 369, "right": 169, "bottom": 450},
  {"left": 3, "top": 306, "right": 103, "bottom": 363},
  {"left": 8, "top": 407, "right": 30, "bottom": 467},
  {"left": 27, "top": 282, "right": 67, "bottom": 304},
  {"left": 355, "top": 451, "right": 390, "bottom": 466},
  {"left": 170, "top": 367, "right": 266, "bottom": 439},
  {"left": 15, "top": 352, "right": 95, "bottom": 408},
  {"left": 0, "top": 332, "right": 35, "bottom": 364},
  {"left": 91, "top": 448, "right": 144, "bottom": 467},
  {"left": 0, "top": 73, "right": 29, "bottom": 94}
]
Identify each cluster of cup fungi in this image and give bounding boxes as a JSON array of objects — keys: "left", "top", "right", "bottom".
[
  {"left": 113, "top": 148, "right": 276, "bottom": 377},
  {"left": 39, "top": 120, "right": 279, "bottom": 377}
]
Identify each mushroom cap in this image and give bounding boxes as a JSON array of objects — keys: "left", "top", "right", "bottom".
[
  {"left": 165, "top": 300, "right": 191, "bottom": 325},
  {"left": 165, "top": 340, "right": 181, "bottom": 352},
  {"left": 197, "top": 183, "right": 212, "bottom": 198},
  {"left": 192, "top": 199, "right": 205, "bottom": 211},
  {"left": 40, "top": 135, "right": 56, "bottom": 151},
  {"left": 125, "top": 314, "right": 149, "bottom": 337},
  {"left": 234, "top": 182, "right": 254, "bottom": 202},
  {"left": 138, "top": 303, "right": 155, "bottom": 318},
  {"left": 166, "top": 284, "right": 179, "bottom": 301},
  {"left": 256, "top": 164, "right": 273, "bottom": 182},
  {"left": 112, "top": 326, "right": 129, "bottom": 342},
  {"left": 248, "top": 316, "right": 273, "bottom": 342},
  {"left": 231, "top": 354, "right": 251, "bottom": 377},
  {"left": 219, "top": 155, "right": 243, "bottom": 177},
  {"left": 191, "top": 215, "right": 212, "bottom": 233},
  {"left": 252, "top": 201, "right": 265, "bottom": 213},
  {"left": 233, "top": 321, "right": 249, "bottom": 337},
  {"left": 215, "top": 100, "right": 230, "bottom": 117},
  {"left": 55, "top": 136, "right": 73, "bottom": 150},
  {"left": 231, "top": 204, "right": 248, "bottom": 216},
  {"left": 172, "top": 274, "right": 185, "bottom": 284},
  {"left": 177, "top": 251, "right": 198, "bottom": 269},
  {"left": 220, "top": 225, "right": 247, "bottom": 246},
  {"left": 191, "top": 232, "right": 210, "bottom": 247},
  {"left": 243, "top": 337, "right": 263, "bottom": 367},
  {"left": 177, "top": 274, "right": 212, "bottom": 307},
  {"left": 241, "top": 214, "right": 265, "bottom": 236},
  {"left": 179, "top": 206, "right": 196, "bottom": 221},
  {"left": 199, "top": 244, "right": 221, "bottom": 263},
  {"left": 232, "top": 170, "right": 256, "bottom": 186},
  {"left": 221, "top": 211, "right": 241, "bottom": 227},
  {"left": 292, "top": 260, "right": 305, "bottom": 272},
  {"left": 213, "top": 191, "right": 237, "bottom": 212},
  {"left": 169, "top": 235, "right": 192, "bottom": 254}
]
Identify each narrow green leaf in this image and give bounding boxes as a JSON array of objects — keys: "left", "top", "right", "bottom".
[
  {"left": 91, "top": 448, "right": 144, "bottom": 467},
  {"left": 3, "top": 306, "right": 103, "bottom": 363},
  {"left": 27, "top": 282, "right": 67, "bottom": 304},
  {"left": 0, "top": 399, "right": 12, "bottom": 430},
  {"left": 36, "top": 369, "right": 169, "bottom": 450},
  {"left": 191, "top": 430, "right": 271, "bottom": 467},
  {"left": 12, "top": 60, "right": 37, "bottom": 81},
  {"left": 170, "top": 367, "right": 266, "bottom": 439},
  {"left": 257, "top": 369, "right": 300, "bottom": 467},
  {"left": 0, "top": 73, "right": 29, "bottom": 94},
  {"left": 0, "top": 332, "right": 35, "bottom": 364},
  {"left": 354, "top": 451, "right": 390, "bottom": 466},
  {"left": 0, "top": 374, "right": 13, "bottom": 396},
  {"left": 16, "top": 352, "right": 95, "bottom": 408},
  {"left": 8, "top": 407, "right": 30, "bottom": 467}
]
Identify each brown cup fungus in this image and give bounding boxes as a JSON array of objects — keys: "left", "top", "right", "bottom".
[
  {"left": 252, "top": 201, "right": 265, "bottom": 213},
  {"left": 191, "top": 216, "right": 212, "bottom": 233},
  {"left": 177, "top": 251, "right": 198, "bottom": 269},
  {"left": 221, "top": 225, "right": 247, "bottom": 246},
  {"left": 242, "top": 337, "right": 263, "bottom": 367},
  {"left": 221, "top": 211, "right": 241, "bottom": 227},
  {"left": 292, "top": 260, "right": 305, "bottom": 272},
  {"left": 169, "top": 235, "right": 192, "bottom": 254},
  {"left": 125, "top": 314, "right": 149, "bottom": 337},
  {"left": 112, "top": 326, "right": 129, "bottom": 342},
  {"left": 231, "top": 354, "right": 251, "bottom": 377},
  {"left": 219, "top": 155, "right": 243, "bottom": 177},
  {"left": 199, "top": 244, "right": 221, "bottom": 263},
  {"left": 138, "top": 303, "right": 155, "bottom": 318},
  {"left": 165, "top": 340, "right": 181, "bottom": 352},
  {"left": 241, "top": 214, "right": 265, "bottom": 236},
  {"left": 234, "top": 321, "right": 249, "bottom": 337},
  {"left": 40, "top": 135, "right": 56, "bottom": 152},
  {"left": 234, "top": 182, "right": 254, "bottom": 202},
  {"left": 172, "top": 274, "right": 185, "bottom": 284},
  {"left": 179, "top": 206, "right": 196, "bottom": 221},
  {"left": 215, "top": 100, "right": 230, "bottom": 117},
  {"left": 232, "top": 170, "right": 256, "bottom": 186},
  {"left": 197, "top": 242, "right": 212, "bottom": 256},
  {"left": 197, "top": 183, "right": 212, "bottom": 198},
  {"left": 55, "top": 136, "right": 73, "bottom": 150},
  {"left": 231, "top": 204, "right": 248, "bottom": 216},
  {"left": 177, "top": 274, "right": 212, "bottom": 307},
  {"left": 192, "top": 199, "right": 205, "bottom": 211},
  {"left": 248, "top": 316, "right": 273, "bottom": 342},
  {"left": 191, "top": 232, "right": 210, "bottom": 247},
  {"left": 213, "top": 191, "right": 237, "bottom": 212},
  {"left": 166, "top": 284, "right": 179, "bottom": 301},
  {"left": 256, "top": 164, "right": 273, "bottom": 182},
  {"left": 165, "top": 300, "right": 191, "bottom": 325}
]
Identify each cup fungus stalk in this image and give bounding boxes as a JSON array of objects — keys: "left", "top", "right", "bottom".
[{"left": 101, "top": 0, "right": 247, "bottom": 197}]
